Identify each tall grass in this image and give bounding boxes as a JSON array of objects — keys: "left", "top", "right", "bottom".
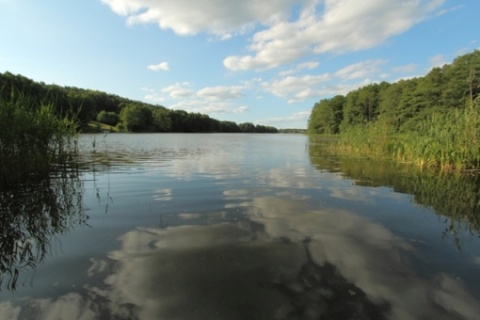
[
  {"left": 0, "top": 93, "right": 78, "bottom": 186},
  {"left": 324, "top": 98, "right": 480, "bottom": 172},
  {"left": 1, "top": 92, "right": 82, "bottom": 290}
]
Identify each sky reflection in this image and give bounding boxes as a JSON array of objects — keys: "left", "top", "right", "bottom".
[
  {"left": 3, "top": 196, "right": 479, "bottom": 320},
  {"left": 2, "top": 134, "right": 480, "bottom": 319}
]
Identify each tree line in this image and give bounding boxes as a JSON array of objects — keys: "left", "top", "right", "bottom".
[
  {"left": 0, "top": 72, "right": 278, "bottom": 133},
  {"left": 308, "top": 50, "right": 480, "bottom": 135}
]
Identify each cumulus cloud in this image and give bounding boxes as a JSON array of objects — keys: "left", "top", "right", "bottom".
[
  {"left": 197, "top": 85, "right": 245, "bottom": 100},
  {"left": 262, "top": 74, "right": 330, "bottom": 99},
  {"left": 429, "top": 53, "right": 447, "bottom": 68},
  {"left": 147, "top": 61, "right": 169, "bottom": 71},
  {"left": 261, "top": 110, "right": 311, "bottom": 128},
  {"left": 170, "top": 99, "right": 232, "bottom": 114},
  {"left": 161, "top": 82, "right": 194, "bottom": 98},
  {"left": 334, "top": 59, "right": 387, "bottom": 80},
  {"left": 102, "top": 1, "right": 444, "bottom": 71},
  {"left": 143, "top": 93, "right": 166, "bottom": 103},
  {"left": 100, "top": 0, "right": 309, "bottom": 38},
  {"left": 145, "top": 83, "right": 248, "bottom": 116},
  {"left": 279, "top": 61, "right": 320, "bottom": 76},
  {"left": 233, "top": 106, "right": 248, "bottom": 113},
  {"left": 224, "top": 0, "right": 445, "bottom": 71},
  {"left": 260, "top": 59, "right": 389, "bottom": 103}
]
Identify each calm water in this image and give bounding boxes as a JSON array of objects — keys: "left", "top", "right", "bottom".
[{"left": 1, "top": 133, "right": 480, "bottom": 320}]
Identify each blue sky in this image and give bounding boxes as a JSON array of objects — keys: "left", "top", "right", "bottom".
[{"left": 1, "top": 0, "right": 479, "bottom": 129}]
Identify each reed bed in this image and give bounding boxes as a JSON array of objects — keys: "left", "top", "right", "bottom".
[
  {"left": 1, "top": 93, "right": 82, "bottom": 290},
  {"left": 0, "top": 93, "right": 77, "bottom": 186},
  {"left": 323, "top": 99, "right": 480, "bottom": 172}
]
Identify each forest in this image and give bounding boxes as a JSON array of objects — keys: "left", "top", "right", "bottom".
[
  {"left": 308, "top": 50, "right": 480, "bottom": 171},
  {"left": 0, "top": 72, "right": 278, "bottom": 134}
]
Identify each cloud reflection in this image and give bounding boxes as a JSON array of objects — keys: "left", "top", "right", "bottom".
[
  {"left": 94, "top": 224, "right": 305, "bottom": 320},
  {"left": 2, "top": 197, "right": 479, "bottom": 320},
  {"left": 153, "top": 188, "right": 172, "bottom": 201},
  {"left": 249, "top": 197, "right": 480, "bottom": 320}
]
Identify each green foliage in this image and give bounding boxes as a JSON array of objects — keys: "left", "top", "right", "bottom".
[
  {"left": 96, "top": 110, "right": 119, "bottom": 126},
  {"left": 308, "top": 50, "right": 480, "bottom": 171},
  {"left": 254, "top": 124, "right": 278, "bottom": 133},
  {"left": 309, "top": 50, "right": 480, "bottom": 135},
  {"left": 322, "top": 97, "right": 480, "bottom": 171},
  {"left": 220, "top": 120, "right": 241, "bottom": 132},
  {"left": 308, "top": 95, "right": 345, "bottom": 134},
  {"left": 152, "top": 108, "right": 172, "bottom": 132},
  {"left": 0, "top": 92, "right": 77, "bottom": 187},
  {"left": 0, "top": 71, "right": 278, "bottom": 134},
  {"left": 0, "top": 90, "right": 88, "bottom": 290},
  {"left": 239, "top": 122, "right": 255, "bottom": 133},
  {"left": 119, "top": 103, "right": 153, "bottom": 132},
  {"left": 279, "top": 128, "right": 307, "bottom": 133}
]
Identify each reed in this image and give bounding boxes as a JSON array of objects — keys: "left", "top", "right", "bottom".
[
  {"left": 321, "top": 98, "right": 480, "bottom": 172},
  {"left": 0, "top": 92, "right": 82, "bottom": 290},
  {"left": 0, "top": 92, "right": 78, "bottom": 186}
]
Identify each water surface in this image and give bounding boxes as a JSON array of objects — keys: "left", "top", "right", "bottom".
[{"left": 1, "top": 133, "right": 479, "bottom": 320}]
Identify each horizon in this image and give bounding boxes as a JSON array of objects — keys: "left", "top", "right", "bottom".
[{"left": 1, "top": 0, "right": 479, "bottom": 129}]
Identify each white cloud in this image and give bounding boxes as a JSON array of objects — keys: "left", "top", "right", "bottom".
[
  {"left": 334, "top": 59, "right": 387, "bottom": 80},
  {"left": 435, "top": 4, "right": 464, "bottom": 17},
  {"left": 100, "top": 0, "right": 310, "bottom": 38},
  {"left": 224, "top": 0, "right": 445, "bottom": 71},
  {"left": 315, "top": 83, "right": 361, "bottom": 96},
  {"left": 197, "top": 85, "right": 244, "bottom": 100},
  {"left": 262, "top": 74, "right": 330, "bottom": 98},
  {"left": 144, "top": 93, "right": 166, "bottom": 103},
  {"left": 161, "top": 82, "right": 195, "bottom": 98},
  {"left": 260, "top": 59, "right": 388, "bottom": 103},
  {"left": 262, "top": 110, "right": 311, "bottom": 128},
  {"left": 429, "top": 53, "right": 447, "bottom": 68},
  {"left": 145, "top": 83, "right": 249, "bottom": 116},
  {"left": 233, "top": 106, "right": 248, "bottom": 113},
  {"left": 147, "top": 61, "right": 169, "bottom": 71},
  {"left": 170, "top": 99, "right": 232, "bottom": 114},
  {"left": 279, "top": 61, "right": 319, "bottom": 76},
  {"left": 103, "top": 1, "right": 444, "bottom": 71}
]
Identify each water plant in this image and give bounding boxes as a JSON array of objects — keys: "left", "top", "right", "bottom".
[
  {"left": 319, "top": 97, "right": 480, "bottom": 172},
  {"left": 0, "top": 91, "right": 78, "bottom": 187},
  {"left": 0, "top": 91, "right": 83, "bottom": 290}
]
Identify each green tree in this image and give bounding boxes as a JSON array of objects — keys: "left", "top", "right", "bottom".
[
  {"left": 378, "top": 81, "right": 406, "bottom": 131},
  {"left": 442, "top": 50, "right": 480, "bottom": 107},
  {"left": 120, "top": 104, "right": 152, "bottom": 132},
  {"left": 220, "top": 121, "right": 241, "bottom": 132},
  {"left": 96, "top": 110, "right": 119, "bottom": 126},
  {"left": 169, "top": 110, "right": 190, "bottom": 132},
  {"left": 309, "top": 95, "right": 345, "bottom": 134},
  {"left": 239, "top": 122, "right": 255, "bottom": 132},
  {"left": 152, "top": 108, "right": 172, "bottom": 132},
  {"left": 308, "top": 99, "right": 334, "bottom": 134},
  {"left": 339, "top": 91, "right": 361, "bottom": 131}
]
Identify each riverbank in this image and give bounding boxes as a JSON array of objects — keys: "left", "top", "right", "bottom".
[{"left": 310, "top": 99, "right": 480, "bottom": 173}]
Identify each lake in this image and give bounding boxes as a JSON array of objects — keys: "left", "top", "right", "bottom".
[{"left": 1, "top": 133, "right": 480, "bottom": 320}]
